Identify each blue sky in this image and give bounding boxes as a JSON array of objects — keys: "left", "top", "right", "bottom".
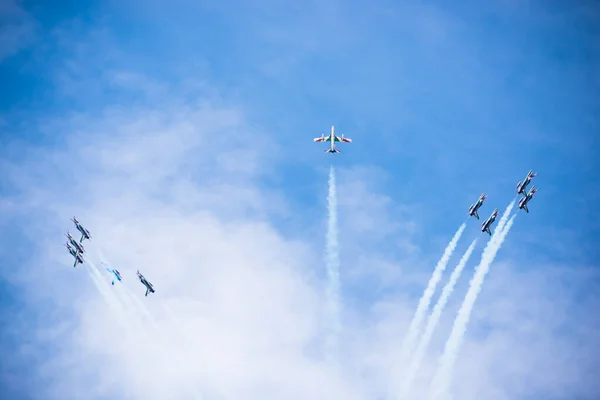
[{"left": 1, "top": 1, "right": 599, "bottom": 399}]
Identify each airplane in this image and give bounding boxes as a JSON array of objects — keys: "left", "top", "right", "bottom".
[
  {"left": 313, "top": 125, "right": 352, "bottom": 153},
  {"left": 518, "top": 186, "right": 538, "bottom": 213},
  {"left": 468, "top": 193, "right": 487, "bottom": 219},
  {"left": 71, "top": 217, "right": 91, "bottom": 242},
  {"left": 101, "top": 262, "right": 122, "bottom": 285},
  {"left": 516, "top": 170, "right": 537, "bottom": 196},
  {"left": 481, "top": 209, "right": 499, "bottom": 236},
  {"left": 107, "top": 268, "right": 122, "bottom": 285},
  {"left": 64, "top": 243, "right": 84, "bottom": 267},
  {"left": 136, "top": 270, "right": 155, "bottom": 297},
  {"left": 65, "top": 232, "right": 85, "bottom": 254}
]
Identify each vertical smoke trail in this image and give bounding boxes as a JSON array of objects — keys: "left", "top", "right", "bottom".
[
  {"left": 400, "top": 223, "right": 467, "bottom": 366},
  {"left": 429, "top": 201, "right": 517, "bottom": 400},
  {"left": 325, "top": 165, "right": 341, "bottom": 361},
  {"left": 400, "top": 239, "right": 478, "bottom": 398}
]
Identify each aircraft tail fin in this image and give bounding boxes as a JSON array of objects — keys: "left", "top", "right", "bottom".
[
  {"left": 326, "top": 149, "right": 340, "bottom": 153},
  {"left": 475, "top": 210, "right": 479, "bottom": 219}
]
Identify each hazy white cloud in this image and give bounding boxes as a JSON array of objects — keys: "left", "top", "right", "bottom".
[{"left": 3, "top": 84, "right": 362, "bottom": 398}]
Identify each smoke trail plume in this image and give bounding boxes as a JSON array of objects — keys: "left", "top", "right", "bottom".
[
  {"left": 400, "top": 223, "right": 467, "bottom": 365},
  {"left": 325, "top": 165, "right": 341, "bottom": 361},
  {"left": 85, "top": 262, "right": 119, "bottom": 309},
  {"left": 429, "top": 201, "right": 517, "bottom": 400},
  {"left": 400, "top": 239, "right": 478, "bottom": 398}
]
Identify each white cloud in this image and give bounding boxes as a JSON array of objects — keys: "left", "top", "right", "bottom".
[{"left": 3, "top": 87, "right": 364, "bottom": 398}]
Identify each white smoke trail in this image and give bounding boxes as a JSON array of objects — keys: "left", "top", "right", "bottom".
[
  {"left": 92, "top": 246, "right": 158, "bottom": 329},
  {"left": 84, "top": 262, "right": 120, "bottom": 310},
  {"left": 89, "top": 257, "right": 202, "bottom": 399},
  {"left": 127, "top": 288, "right": 160, "bottom": 329},
  {"left": 325, "top": 165, "right": 341, "bottom": 361},
  {"left": 400, "top": 238, "right": 478, "bottom": 398},
  {"left": 83, "top": 260, "right": 141, "bottom": 340},
  {"left": 400, "top": 223, "right": 467, "bottom": 365},
  {"left": 83, "top": 249, "right": 156, "bottom": 344},
  {"left": 429, "top": 201, "right": 517, "bottom": 400}
]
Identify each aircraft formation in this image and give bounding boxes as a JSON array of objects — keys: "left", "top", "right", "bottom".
[
  {"left": 64, "top": 217, "right": 155, "bottom": 296},
  {"left": 65, "top": 128, "right": 537, "bottom": 297},
  {"left": 466, "top": 170, "right": 538, "bottom": 236},
  {"left": 313, "top": 127, "right": 539, "bottom": 235}
]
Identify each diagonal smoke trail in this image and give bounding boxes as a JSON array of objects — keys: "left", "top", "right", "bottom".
[
  {"left": 400, "top": 238, "right": 478, "bottom": 398},
  {"left": 491, "top": 198, "right": 515, "bottom": 236},
  {"left": 430, "top": 201, "right": 517, "bottom": 400},
  {"left": 85, "top": 261, "right": 120, "bottom": 310},
  {"left": 325, "top": 165, "right": 341, "bottom": 361},
  {"left": 83, "top": 260, "right": 140, "bottom": 340},
  {"left": 400, "top": 223, "right": 467, "bottom": 366},
  {"left": 90, "top": 261, "right": 202, "bottom": 399},
  {"left": 91, "top": 247, "right": 158, "bottom": 329}
]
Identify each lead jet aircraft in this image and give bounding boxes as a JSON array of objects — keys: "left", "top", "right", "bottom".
[
  {"left": 468, "top": 193, "right": 487, "bottom": 219},
  {"left": 516, "top": 170, "right": 537, "bottom": 196},
  {"left": 481, "top": 209, "right": 499, "bottom": 236},
  {"left": 518, "top": 186, "right": 537, "bottom": 213},
  {"left": 136, "top": 270, "right": 155, "bottom": 297},
  {"left": 65, "top": 232, "right": 85, "bottom": 254},
  {"left": 313, "top": 125, "right": 352, "bottom": 153},
  {"left": 64, "top": 243, "right": 84, "bottom": 267},
  {"left": 71, "top": 217, "right": 91, "bottom": 242}
]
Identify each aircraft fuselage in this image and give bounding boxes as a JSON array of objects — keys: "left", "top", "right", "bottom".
[
  {"left": 330, "top": 126, "right": 336, "bottom": 152},
  {"left": 469, "top": 201, "right": 482, "bottom": 218},
  {"left": 481, "top": 211, "right": 498, "bottom": 235},
  {"left": 517, "top": 170, "right": 536, "bottom": 195},
  {"left": 518, "top": 189, "right": 536, "bottom": 213}
]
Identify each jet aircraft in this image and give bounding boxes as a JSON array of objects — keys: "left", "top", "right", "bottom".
[
  {"left": 101, "top": 262, "right": 122, "bottom": 285},
  {"left": 313, "top": 125, "right": 352, "bottom": 153},
  {"left": 136, "top": 270, "right": 155, "bottom": 297},
  {"left": 516, "top": 170, "right": 537, "bottom": 196},
  {"left": 71, "top": 217, "right": 91, "bottom": 242},
  {"left": 64, "top": 243, "right": 84, "bottom": 267},
  {"left": 518, "top": 186, "right": 537, "bottom": 213},
  {"left": 468, "top": 193, "right": 487, "bottom": 219},
  {"left": 481, "top": 209, "right": 499, "bottom": 236},
  {"left": 65, "top": 232, "right": 85, "bottom": 254},
  {"left": 107, "top": 268, "right": 122, "bottom": 285}
]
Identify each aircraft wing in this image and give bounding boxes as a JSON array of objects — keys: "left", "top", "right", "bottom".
[
  {"left": 314, "top": 136, "right": 331, "bottom": 142},
  {"left": 335, "top": 135, "right": 352, "bottom": 143}
]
